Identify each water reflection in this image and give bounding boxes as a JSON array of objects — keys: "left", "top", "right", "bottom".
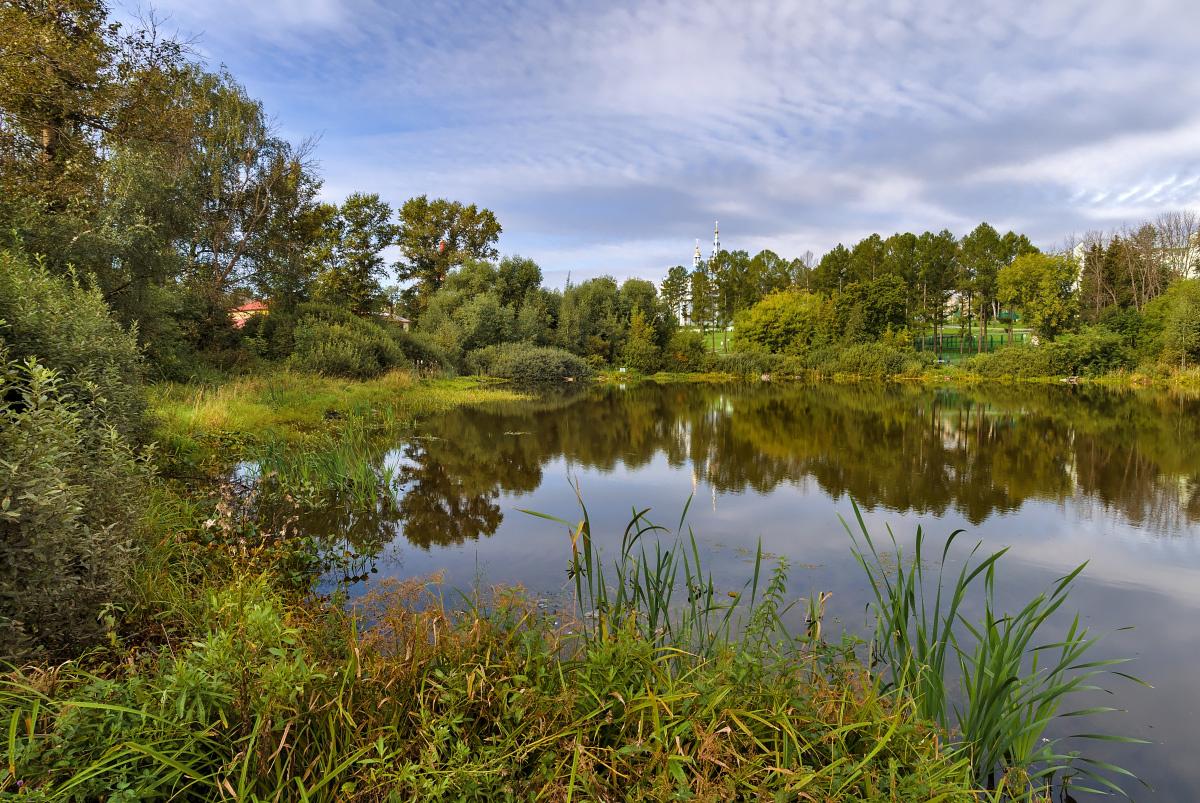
[
  {"left": 419, "top": 382, "right": 1199, "bottom": 543},
  {"left": 301, "top": 382, "right": 1200, "bottom": 550}
]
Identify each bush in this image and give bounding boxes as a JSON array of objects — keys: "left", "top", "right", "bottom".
[
  {"left": 0, "top": 251, "right": 146, "bottom": 440},
  {"left": 390, "top": 328, "right": 453, "bottom": 372},
  {"left": 289, "top": 313, "right": 402, "bottom": 379},
  {"left": 834, "top": 343, "right": 909, "bottom": 376},
  {"left": 968, "top": 345, "right": 1052, "bottom": 378},
  {"left": 732, "top": 290, "right": 836, "bottom": 356},
  {"left": 702, "top": 352, "right": 807, "bottom": 377},
  {"left": 0, "top": 252, "right": 149, "bottom": 659},
  {"left": 1, "top": 356, "right": 146, "bottom": 660},
  {"left": 467, "top": 343, "right": 592, "bottom": 383},
  {"left": 663, "top": 329, "right": 706, "bottom": 372},
  {"left": 969, "top": 329, "right": 1135, "bottom": 378}
]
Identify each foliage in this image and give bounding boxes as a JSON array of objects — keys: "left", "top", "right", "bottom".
[
  {"left": 312, "top": 193, "right": 396, "bottom": 313},
  {"left": 732, "top": 289, "right": 835, "bottom": 356},
  {"left": 395, "top": 195, "right": 502, "bottom": 307},
  {"left": 1159, "top": 279, "right": 1200, "bottom": 369},
  {"left": 389, "top": 328, "right": 452, "bottom": 372},
  {"left": 467, "top": 343, "right": 591, "bottom": 383},
  {"left": 996, "top": 253, "right": 1078, "bottom": 339},
  {"left": 847, "top": 503, "right": 1145, "bottom": 797},
  {"left": 662, "top": 328, "right": 706, "bottom": 372},
  {"left": 289, "top": 311, "right": 402, "bottom": 379},
  {"left": 0, "top": 250, "right": 146, "bottom": 440},
  {"left": 0, "top": 356, "right": 146, "bottom": 661},
  {"left": 701, "top": 352, "right": 807, "bottom": 377},
  {"left": 805, "top": 343, "right": 919, "bottom": 377},
  {"left": 620, "top": 307, "right": 662, "bottom": 373}
]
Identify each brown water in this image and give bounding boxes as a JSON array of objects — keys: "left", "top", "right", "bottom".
[{"left": 308, "top": 380, "right": 1200, "bottom": 799}]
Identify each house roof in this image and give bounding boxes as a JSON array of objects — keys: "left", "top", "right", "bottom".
[{"left": 233, "top": 301, "right": 268, "bottom": 313}]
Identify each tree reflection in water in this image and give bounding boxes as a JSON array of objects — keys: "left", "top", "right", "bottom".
[{"left": 298, "top": 381, "right": 1200, "bottom": 550}]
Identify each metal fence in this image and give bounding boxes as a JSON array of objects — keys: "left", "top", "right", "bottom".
[{"left": 919, "top": 332, "right": 1027, "bottom": 360}]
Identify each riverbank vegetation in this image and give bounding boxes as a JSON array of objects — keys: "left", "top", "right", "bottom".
[
  {"left": 2, "top": 233, "right": 1154, "bottom": 801},
  {"left": 0, "top": 2, "right": 1155, "bottom": 799}
]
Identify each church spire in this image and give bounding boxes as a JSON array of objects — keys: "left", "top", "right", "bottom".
[
  {"left": 711, "top": 221, "right": 720, "bottom": 261},
  {"left": 693, "top": 239, "right": 702, "bottom": 269}
]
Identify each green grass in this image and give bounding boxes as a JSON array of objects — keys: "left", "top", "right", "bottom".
[
  {"left": 150, "top": 367, "right": 524, "bottom": 471},
  {"left": 1, "top": 495, "right": 983, "bottom": 803},
  {"left": 846, "top": 501, "right": 1147, "bottom": 799}
]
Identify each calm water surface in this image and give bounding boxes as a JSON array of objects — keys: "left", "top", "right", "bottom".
[{"left": 312, "top": 381, "right": 1200, "bottom": 799}]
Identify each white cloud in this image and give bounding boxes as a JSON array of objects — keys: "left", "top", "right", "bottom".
[{"left": 121, "top": 0, "right": 1200, "bottom": 274}]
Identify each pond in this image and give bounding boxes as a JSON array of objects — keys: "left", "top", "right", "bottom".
[{"left": 308, "top": 380, "right": 1200, "bottom": 799}]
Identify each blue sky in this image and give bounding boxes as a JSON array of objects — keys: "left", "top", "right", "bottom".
[{"left": 122, "top": 0, "right": 1200, "bottom": 287}]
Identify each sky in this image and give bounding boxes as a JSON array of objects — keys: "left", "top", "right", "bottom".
[{"left": 120, "top": 0, "right": 1200, "bottom": 287}]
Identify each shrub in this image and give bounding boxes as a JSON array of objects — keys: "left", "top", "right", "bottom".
[
  {"left": 969, "top": 329, "right": 1135, "bottom": 378},
  {"left": 0, "top": 252, "right": 149, "bottom": 659},
  {"left": 390, "top": 328, "right": 453, "bottom": 372},
  {"left": 0, "top": 250, "right": 146, "bottom": 440},
  {"left": 968, "top": 346, "right": 1053, "bottom": 378},
  {"left": 702, "top": 352, "right": 806, "bottom": 377},
  {"left": 1052, "top": 328, "right": 1134, "bottom": 376},
  {"left": 732, "top": 290, "right": 836, "bottom": 356},
  {"left": 289, "top": 314, "right": 402, "bottom": 378},
  {"left": 834, "top": 343, "right": 908, "bottom": 377},
  {"left": 663, "top": 329, "right": 706, "bottom": 372},
  {"left": 0, "top": 356, "right": 146, "bottom": 660},
  {"left": 467, "top": 343, "right": 592, "bottom": 383}
]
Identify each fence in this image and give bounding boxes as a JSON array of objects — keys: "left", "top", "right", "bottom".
[{"left": 919, "top": 332, "right": 1027, "bottom": 360}]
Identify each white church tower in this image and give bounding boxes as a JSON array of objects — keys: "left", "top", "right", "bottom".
[
  {"left": 710, "top": 222, "right": 721, "bottom": 262},
  {"left": 693, "top": 239, "right": 702, "bottom": 269}
]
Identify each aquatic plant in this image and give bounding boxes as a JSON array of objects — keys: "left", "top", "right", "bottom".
[{"left": 846, "top": 501, "right": 1147, "bottom": 799}]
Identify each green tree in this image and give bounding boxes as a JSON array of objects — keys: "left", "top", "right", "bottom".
[
  {"left": 1162, "top": 280, "right": 1200, "bottom": 369},
  {"left": 848, "top": 233, "right": 886, "bottom": 284},
  {"left": 915, "top": 230, "right": 958, "bottom": 349},
  {"left": 621, "top": 307, "right": 662, "bottom": 373},
  {"left": 997, "top": 253, "right": 1078, "bottom": 340},
  {"left": 749, "top": 249, "right": 792, "bottom": 300},
  {"left": 395, "top": 196, "right": 502, "bottom": 311},
  {"left": 813, "top": 244, "right": 851, "bottom": 294},
  {"left": 314, "top": 193, "right": 396, "bottom": 313},
  {"left": 660, "top": 265, "right": 689, "bottom": 322},
  {"left": 732, "top": 290, "right": 835, "bottom": 356}
]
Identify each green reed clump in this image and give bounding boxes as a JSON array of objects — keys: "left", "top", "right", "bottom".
[
  {"left": 250, "top": 405, "right": 406, "bottom": 512},
  {"left": 846, "top": 501, "right": 1147, "bottom": 799},
  {"left": 2, "top": 494, "right": 983, "bottom": 802}
]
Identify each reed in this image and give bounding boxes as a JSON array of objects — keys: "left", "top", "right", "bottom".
[
  {"left": 249, "top": 407, "right": 403, "bottom": 513},
  {"left": 845, "top": 500, "right": 1147, "bottom": 799}
]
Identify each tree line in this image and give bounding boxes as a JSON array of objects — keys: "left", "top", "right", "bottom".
[
  {"left": 3, "top": 0, "right": 1197, "bottom": 381},
  {"left": 669, "top": 214, "right": 1198, "bottom": 364}
]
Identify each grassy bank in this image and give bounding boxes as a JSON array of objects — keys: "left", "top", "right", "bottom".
[
  {"left": 2, "top": 370, "right": 1143, "bottom": 802},
  {"left": 151, "top": 367, "right": 526, "bottom": 471}
]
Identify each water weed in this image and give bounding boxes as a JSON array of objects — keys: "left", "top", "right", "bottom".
[{"left": 846, "top": 501, "right": 1147, "bottom": 799}]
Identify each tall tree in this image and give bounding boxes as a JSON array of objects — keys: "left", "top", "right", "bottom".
[
  {"left": 848, "top": 233, "right": 885, "bottom": 284},
  {"left": 958, "top": 223, "right": 1004, "bottom": 352},
  {"left": 179, "top": 69, "right": 317, "bottom": 297},
  {"left": 395, "top": 196, "right": 501, "bottom": 312},
  {"left": 660, "top": 265, "right": 689, "bottom": 323},
  {"left": 915, "top": 230, "right": 958, "bottom": 349},
  {"left": 813, "top": 244, "right": 851, "bottom": 294},
  {"left": 314, "top": 193, "right": 396, "bottom": 313}
]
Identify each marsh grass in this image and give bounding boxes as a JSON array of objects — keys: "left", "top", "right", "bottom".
[
  {"left": 845, "top": 501, "right": 1148, "bottom": 800},
  {"left": 150, "top": 368, "right": 523, "bottom": 471},
  {"left": 2, "top": 492, "right": 983, "bottom": 802}
]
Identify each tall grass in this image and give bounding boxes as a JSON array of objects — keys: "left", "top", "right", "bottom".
[
  {"left": 250, "top": 406, "right": 404, "bottom": 512},
  {"left": 845, "top": 501, "right": 1147, "bottom": 799},
  {"left": 2, "top": 493, "right": 983, "bottom": 802}
]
